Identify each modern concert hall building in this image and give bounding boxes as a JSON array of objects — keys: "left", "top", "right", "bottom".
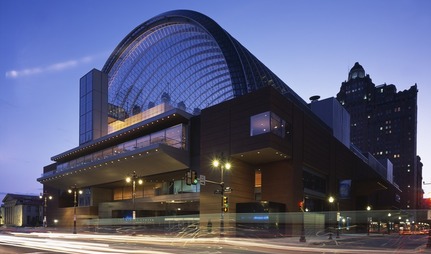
[{"left": 38, "top": 10, "right": 403, "bottom": 235}]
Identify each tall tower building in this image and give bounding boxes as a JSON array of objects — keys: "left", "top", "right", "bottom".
[{"left": 336, "top": 62, "right": 420, "bottom": 209}]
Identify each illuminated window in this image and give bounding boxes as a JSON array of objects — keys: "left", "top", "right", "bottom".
[
  {"left": 255, "top": 170, "right": 262, "bottom": 188},
  {"left": 250, "top": 111, "right": 285, "bottom": 138}
]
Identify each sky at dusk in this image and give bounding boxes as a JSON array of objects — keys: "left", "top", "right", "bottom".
[{"left": 1, "top": 0, "right": 430, "bottom": 202}]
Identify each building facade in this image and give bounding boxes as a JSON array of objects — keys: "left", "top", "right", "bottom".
[
  {"left": 38, "top": 11, "right": 402, "bottom": 235},
  {"left": 0, "top": 205, "right": 4, "bottom": 225},
  {"left": 1, "top": 194, "right": 43, "bottom": 227},
  {"left": 336, "top": 62, "right": 421, "bottom": 209}
]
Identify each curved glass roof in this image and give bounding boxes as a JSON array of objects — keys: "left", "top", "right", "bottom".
[{"left": 103, "top": 10, "right": 305, "bottom": 116}]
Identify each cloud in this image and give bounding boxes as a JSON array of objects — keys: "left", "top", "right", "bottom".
[{"left": 5, "top": 55, "right": 97, "bottom": 79}]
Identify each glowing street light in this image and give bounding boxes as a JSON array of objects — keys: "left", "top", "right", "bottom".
[
  {"left": 328, "top": 196, "right": 335, "bottom": 203},
  {"left": 126, "top": 171, "right": 143, "bottom": 220},
  {"left": 212, "top": 155, "right": 232, "bottom": 236},
  {"left": 327, "top": 196, "right": 339, "bottom": 239},
  {"left": 68, "top": 185, "right": 83, "bottom": 234},
  {"left": 39, "top": 192, "right": 52, "bottom": 227},
  {"left": 366, "top": 205, "right": 372, "bottom": 236}
]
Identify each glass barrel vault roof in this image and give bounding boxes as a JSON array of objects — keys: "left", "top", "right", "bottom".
[{"left": 102, "top": 10, "right": 306, "bottom": 116}]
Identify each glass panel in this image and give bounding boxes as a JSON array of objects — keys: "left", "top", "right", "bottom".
[
  {"left": 165, "top": 124, "right": 182, "bottom": 148},
  {"left": 93, "top": 151, "right": 103, "bottom": 161},
  {"left": 255, "top": 170, "right": 262, "bottom": 188},
  {"left": 151, "top": 130, "right": 165, "bottom": 144},
  {"left": 107, "top": 23, "right": 233, "bottom": 117},
  {"left": 303, "top": 170, "right": 326, "bottom": 194},
  {"left": 113, "top": 144, "right": 124, "bottom": 154},
  {"left": 80, "top": 97, "right": 86, "bottom": 114},
  {"left": 124, "top": 140, "right": 136, "bottom": 151},
  {"left": 250, "top": 112, "right": 270, "bottom": 136},
  {"left": 86, "top": 73, "right": 92, "bottom": 93},
  {"left": 271, "top": 113, "right": 285, "bottom": 138},
  {"left": 57, "top": 124, "right": 188, "bottom": 172},
  {"left": 102, "top": 148, "right": 113, "bottom": 158},
  {"left": 136, "top": 135, "right": 150, "bottom": 148},
  {"left": 80, "top": 77, "right": 86, "bottom": 97},
  {"left": 251, "top": 111, "right": 286, "bottom": 138}
]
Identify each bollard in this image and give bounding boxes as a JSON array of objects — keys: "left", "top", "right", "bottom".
[{"left": 427, "top": 229, "right": 431, "bottom": 248}]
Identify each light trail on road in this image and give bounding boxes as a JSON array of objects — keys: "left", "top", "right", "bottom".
[
  {"left": 0, "top": 233, "right": 173, "bottom": 254},
  {"left": 0, "top": 232, "right": 427, "bottom": 254}
]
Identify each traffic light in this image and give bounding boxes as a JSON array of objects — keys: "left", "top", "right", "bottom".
[
  {"left": 223, "top": 196, "right": 229, "bottom": 212},
  {"left": 298, "top": 201, "right": 304, "bottom": 212},
  {"left": 185, "top": 171, "right": 191, "bottom": 185},
  {"left": 191, "top": 170, "right": 198, "bottom": 185},
  {"left": 185, "top": 170, "right": 198, "bottom": 185}
]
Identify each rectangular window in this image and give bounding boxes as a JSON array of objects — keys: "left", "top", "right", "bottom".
[
  {"left": 250, "top": 111, "right": 285, "bottom": 138},
  {"left": 271, "top": 113, "right": 286, "bottom": 138},
  {"left": 255, "top": 170, "right": 262, "bottom": 188},
  {"left": 165, "top": 125, "right": 183, "bottom": 148},
  {"left": 136, "top": 135, "right": 150, "bottom": 148},
  {"left": 250, "top": 112, "right": 270, "bottom": 136},
  {"left": 303, "top": 170, "right": 326, "bottom": 194},
  {"left": 151, "top": 130, "right": 165, "bottom": 144}
]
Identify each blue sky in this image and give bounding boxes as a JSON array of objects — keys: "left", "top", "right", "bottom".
[{"left": 1, "top": 0, "right": 430, "bottom": 201}]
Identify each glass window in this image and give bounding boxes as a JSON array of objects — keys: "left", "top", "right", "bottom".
[
  {"left": 136, "top": 136, "right": 150, "bottom": 148},
  {"left": 303, "top": 170, "right": 326, "bottom": 194},
  {"left": 151, "top": 130, "right": 165, "bottom": 144},
  {"left": 80, "top": 78, "right": 86, "bottom": 97},
  {"left": 165, "top": 124, "right": 183, "bottom": 148},
  {"left": 124, "top": 140, "right": 136, "bottom": 151},
  {"left": 86, "top": 73, "right": 92, "bottom": 93},
  {"left": 250, "top": 112, "right": 270, "bottom": 136},
  {"left": 255, "top": 170, "right": 262, "bottom": 188},
  {"left": 250, "top": 111, "right": 285, "bottom": 138},
  {"left": 271, "top": 113, "right": 285, "bottom": 138}
]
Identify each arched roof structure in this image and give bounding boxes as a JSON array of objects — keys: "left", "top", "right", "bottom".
[{"left": 102, "top": 10, "right": 304, "bottom": 116}]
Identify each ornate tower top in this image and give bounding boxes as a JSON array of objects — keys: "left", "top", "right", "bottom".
[{"left": 348, "top": 62, "right": 366, "bottom": 80}]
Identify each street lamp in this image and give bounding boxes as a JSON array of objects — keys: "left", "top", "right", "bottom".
[
  {"left": 39, "top": 192, "right": 52, "bottom": 227},
  {"left": 328, "top": 196, "right": 340, "bottom": 239},
  {"left": 68, "top": 185, "right": 83, "bottom": 234},
  {"left": 366, "top": 205, "right": 372, "bottom": 236},
  {"left": 212, "top": 156, "right": 232, "bottom": 236},
  {"left": 387, "top": 212, "right": 392, "bottom": 235},
  {"left": 126, "top": 171, "right": 143, "bottom": 220},
  {"left": 299, "top": 199, "right": 306, "bottom": 242}
]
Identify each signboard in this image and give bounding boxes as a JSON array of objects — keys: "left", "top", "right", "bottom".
[
  {"left": 427, "top": 210, "right": 431, "bottom": 220},
  {"left": 199, "top": 175, "right": 206, "bottom": 186},
  {"left": 339, "top": 179, "right": 352, "bottom": 199}
]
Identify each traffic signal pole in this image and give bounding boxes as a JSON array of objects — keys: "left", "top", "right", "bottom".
[
  {"left": 203, "top": 177, "right": 227, "bottom": 236},
  {"left": 186, "top": 158, "right": 232, "bottom": 237}
]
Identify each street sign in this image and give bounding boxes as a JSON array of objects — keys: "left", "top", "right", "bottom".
[{"left": 199, "top": 174, "right": 206, "bottom": 186}]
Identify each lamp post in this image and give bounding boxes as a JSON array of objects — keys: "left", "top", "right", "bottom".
[
  {"left": 39, "top": 192, "right": 52, "bottom": 227},
  {"left": 387, "top": 212, "right": 392, "bottom": 235},
  {"left": 328, "top": 196, "right": 340, "bottom": 239},
  {"left": 299, "top": 199, "right": 306, "bottom": 242},
  {"left": 366, "top": 205, "right": 371, "bottom": 236},
  {"left": 68, "top": 185, "right": 83, "bottom": 234},
  {"left": 212, "top": 157, "right": 231, "bottom": 237},
  {"left": 126, "top": 171, "right": 143, "bottom": 220}
]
